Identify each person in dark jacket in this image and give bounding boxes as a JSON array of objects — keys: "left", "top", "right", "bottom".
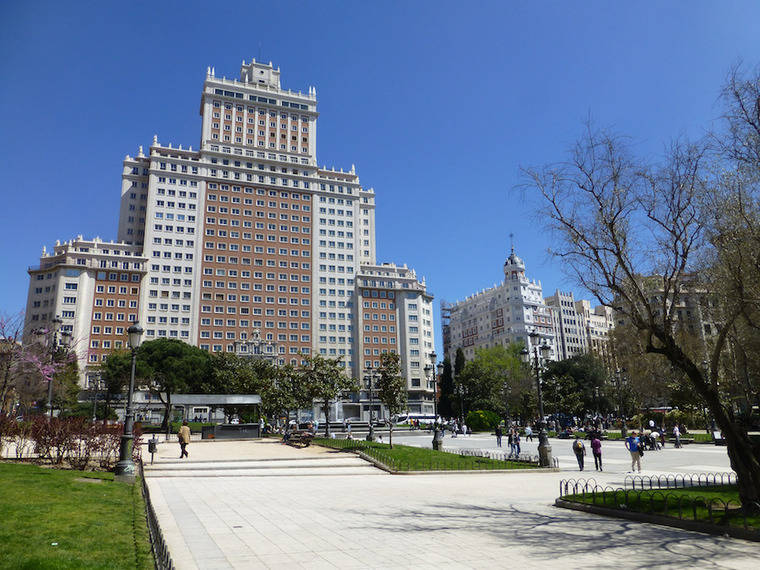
[
  {"left": 590, "top": 434, "right": 603, "bottom": 471},
  {"left": 572, "top": 435, "right": 586, "bottom": 471}
]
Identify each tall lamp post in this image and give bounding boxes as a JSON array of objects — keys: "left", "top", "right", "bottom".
[
  {"left": 115, "top": 322, "right": 144, "bottom": 483},
  {"left": 615, "top": 368, "right": 628, "bottom": 437},
  {"left": 364, "top": 365, "right": 379, "bottom": 441},
  {"left": 424, "top": 352, "right": 443, "bottom": 450},
  {"left": 521, "top": 331, "right": 553, "bottom": 467}
]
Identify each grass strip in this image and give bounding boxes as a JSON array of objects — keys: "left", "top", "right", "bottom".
[
  {"left": 0, "top": 462, "right": 153, "bottom": 570},
  {"left": 563, "top": 484, "right": 760, "bottom": 530},
  {"left": 313, "top": 438, "right": 539, "bottom": 471}
]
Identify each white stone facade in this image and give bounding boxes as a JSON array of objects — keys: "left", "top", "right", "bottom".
[{"left": 444, "top": 248, "right": 556, "bottom": 363}]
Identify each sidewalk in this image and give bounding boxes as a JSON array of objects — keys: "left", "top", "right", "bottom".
[{"left": 143, "top": 439, "right": 760, "bottom": 569}]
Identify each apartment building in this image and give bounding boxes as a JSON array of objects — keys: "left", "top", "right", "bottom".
[
  {"left": 545, "top": 290, "right": 614, "bottom": 362},
  {"left": 24, "top": 237, "right": 147, "bottom": 385},
  {"left": 354, "top": 263, "right": 435, "bottom": 415},
  {"left": 24, "top": 59, "right": 431, "bottom": 414},
  {"left": 443, "top": 247, "right": 556, "bottom": 363}
]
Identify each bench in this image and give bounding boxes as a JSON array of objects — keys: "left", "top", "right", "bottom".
[
  {"left": 285, "top": 431, "right": 314, "bottom": 448},
  {"left": 667, "top": 437, "right": 695, "bottom": 445}
]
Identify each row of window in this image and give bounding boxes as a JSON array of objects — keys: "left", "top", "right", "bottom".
[
  {"left": 208, "top": 134, "right": 309, "bottom": 153},
  {"left": 201, "top": 331, "right": 310, "bottom": 342},
  {"left": 211, "top": 94, "right": 311, "bottom": 112},
  {"left": 152, "top": 224, "right": 195, "bottom": 233},
  {"left": 94, "top": 298, "right": 138, "bottom": 308},
  {"left": 146, "top": 303, "right": 191, "bottom": 312}
]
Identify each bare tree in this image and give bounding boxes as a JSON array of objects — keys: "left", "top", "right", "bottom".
[
  {"left": 524, "top": 120, "right": 760, "bottom": 510},
  {"left": 0, "top": 311, "right": 26, "bottom": 412}
]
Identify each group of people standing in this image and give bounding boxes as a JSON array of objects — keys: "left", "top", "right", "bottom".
[
  {"left": 571, "top": 432, "right": 603, "bottom": 471},
  {"left": 495, "top": 425, "right": 523, "bottom": 458},
  {"left": 571, "top": 427, "right": 679, "bottom": 473}
]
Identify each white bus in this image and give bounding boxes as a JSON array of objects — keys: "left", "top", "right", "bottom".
[{"left": 393, "top": 413, "right": 438, "bottom": 425}]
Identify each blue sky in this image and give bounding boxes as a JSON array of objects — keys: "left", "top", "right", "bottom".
[{"left": 2, "top": 1, "right": 759, "bottom": 348}]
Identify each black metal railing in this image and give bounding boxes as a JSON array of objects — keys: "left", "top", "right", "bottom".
[
  {"left": 139, "top": 460, "right": 175, "bottom": 570},
  {"left": 624, "top": 472, "right": 736, "bottom": 490},
  {"left": 313, "top": 438, "right": 559, "bottom": 470},
  {"left": 557, "top": 476, "right": 760, "bottom": 535},
  {"left": 441, "top": 447, "right": 560, "bottom": 468}
]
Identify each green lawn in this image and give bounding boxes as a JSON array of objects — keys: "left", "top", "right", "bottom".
[
  {"left": 0, "top": 462, "right": 153, "bottom": 570},
  {"left": 314, "top": 438, "right": 540, "bottom": 471},
  {"left": 563, "top": 484, "right": 760, "bottom": 529}
]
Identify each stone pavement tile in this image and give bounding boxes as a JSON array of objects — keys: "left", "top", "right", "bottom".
[
  {"left": 297, "top": 557, "right": 339, "bottom": 570},
  {"left": 257, "top": 552, "right": 301, "bottom": 568},
  {"left": 248, "top": 539, "right": 286, "bottom": 556},
  {"left": 312, "top": 549, "right": 364, "bottom": 568},
  {"left": 228, "top": 556, "right": 267, "bottom": 570}
]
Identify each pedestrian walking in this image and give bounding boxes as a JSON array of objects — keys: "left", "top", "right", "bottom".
[
  {"left": 590, "top": 434, "right": 603, "bottom": 471},
  {"left": 572, "top": 435, "right": 586, "bottom": 471},
  {"left": 462, "top": 422, "right": 469, "bottom": 436},
  {"left": 673, "top": 424, "right": 682, "bottom": 448},
  {"left": 514, "top": 430, "right": 521, "bottom": 456},
  {"left": 346, "top": 418, "right": 351, "bottom": 434},
  {"left": 625, "top": 430, "right": 643, "bottom": 473},
  {"left": 524, "top": 425, "right": 533, "bottom": 442},
  {"left": 178, "top": 420, "right": 191, "bottom": 459},
  {"left": 507, "top": 429, "right": 515, "bottom": 457},
  {"left": 495, "top": 425, "right": 503, "bottom": 447}
]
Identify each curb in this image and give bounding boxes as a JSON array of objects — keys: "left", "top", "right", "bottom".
[{"left": 554, "top": 498, "right": 760, "bottom": 542}]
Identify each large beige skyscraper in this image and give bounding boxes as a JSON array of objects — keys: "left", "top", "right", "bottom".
[{"left": 25, "top": 59, "right": 434, "bottom": 419}]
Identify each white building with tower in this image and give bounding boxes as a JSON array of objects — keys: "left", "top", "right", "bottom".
[{"left": 443, "top": 245, "right": 556, "bottom": 364}]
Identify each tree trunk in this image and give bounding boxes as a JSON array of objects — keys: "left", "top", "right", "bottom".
[
  {"left": 323, "top": 399, "right": 330, "bottom": 437},
  {"left": 666, "top": 341, "right": 760, "bottom": 512},
  {"left": 162, "top": 392, "right": 172, "bottom": 437},
  {"left": 389, "top": 425, "right": 394, "bottom": 449}
]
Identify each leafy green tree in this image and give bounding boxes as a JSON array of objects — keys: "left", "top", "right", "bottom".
[
  {"left": 204, "top": 352, "right": 276, "bottom": 421},
  {"left": 438, "top": 358, "right": 454, "bottom": 418},
  {"left": 375, "top": 352, "right": 406, "bottom": 448},
  {"left": 298, "top": 354, "right": 356, "bottom": 437},
  {"left": 269, "top": 364, "right": 312, "bottom": 430},
  {"left": 541, "top": 354, "right": 609, "bottom": 418},
  {"left": 99, "top": 349, "right": 151, "bottom": 419},
  {"left": 137, "top": 339, "right": 212, "bottom": 433},
  {"left": 458, "top": 344, "right": 527, "bottom": 418}
]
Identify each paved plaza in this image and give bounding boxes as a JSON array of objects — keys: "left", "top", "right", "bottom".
[{"left": 144, "top": 435, "right": 760, "bottom": 569}]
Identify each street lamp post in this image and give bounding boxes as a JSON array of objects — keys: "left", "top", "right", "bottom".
[
  {"left": 616, "top": 369, "right": 628, "bottom": 438},
  {"left": 521, "top": 331, "right": 553, "bottom": 468},
  {"left": 115, "top": 322, "right": 144, "bottom": 483},
  {"left": 364, "top": 365, "right": 378, "bottom": 442},
  {"left": 424, "top": 352, "right": 443, "bottom": 450}
]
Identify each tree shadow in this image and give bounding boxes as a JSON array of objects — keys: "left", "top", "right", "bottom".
[{"left": 344, "top": 501, "right": 758, "bottom": 567}]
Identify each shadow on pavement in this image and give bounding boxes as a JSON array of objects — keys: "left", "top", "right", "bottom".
[{"left": 348, "top": 501, "right": 757, "bottom": 567}]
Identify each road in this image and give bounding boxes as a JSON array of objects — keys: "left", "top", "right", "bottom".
[{"left": 388, "top": 431, "right": 733, "bottom": 475}]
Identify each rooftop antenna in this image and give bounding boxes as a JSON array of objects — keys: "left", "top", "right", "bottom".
[{"left": 509, "top": 232, "right": 515, "bottom": 255}]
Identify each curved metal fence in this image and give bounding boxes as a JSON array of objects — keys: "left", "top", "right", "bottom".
[
  {"left": 557, "top": 476, "right": 760, "bottom": 534},
  {"left": 441, "top": 447, "right": 560, "bottom": 468},
  {"left": 623, "top": 472, "right": 736, "bottom": 490}
]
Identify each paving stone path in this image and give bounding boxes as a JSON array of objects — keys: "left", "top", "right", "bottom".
[{"left": 144, "top": 437, "right": 760, "bottom": 569}]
